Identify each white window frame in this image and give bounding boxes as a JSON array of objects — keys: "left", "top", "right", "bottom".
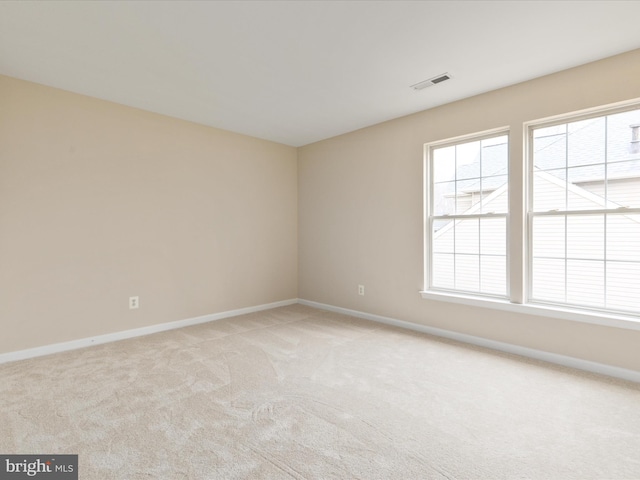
[
  {"left": 423, "top": 127, "right": 510, "bottom": 300},
  {"left": 421, "top": 98, "right": 640, "bottom": 332},
  {"left": 525, "top": 102, "right": 640, "bottom": 318}
]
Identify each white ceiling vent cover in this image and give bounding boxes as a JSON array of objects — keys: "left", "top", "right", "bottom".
[{"left": 411, "top": 73, "right": 452, "bottom": 90}]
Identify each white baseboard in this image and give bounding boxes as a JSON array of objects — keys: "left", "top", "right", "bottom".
[
  {"left": 6, "top": 297, "right": 638, "bottom": 384},
  {"left": 298, "top": 299, "right": 640, "bottom": 384},
  {"left": 0, "top": 299, "right": 298, "bottom": 365}
]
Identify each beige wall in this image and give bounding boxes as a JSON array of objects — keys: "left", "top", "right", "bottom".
[
  {"left": 298, "top": 48, "right": 640, "bottom": 372},
  {"left": 3, "top": 49, "right": 640, "bottom": 372},
  {"left": 0, "top": 75, "right": 298, "bottom": 354}
]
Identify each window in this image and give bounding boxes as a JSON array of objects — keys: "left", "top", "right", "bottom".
[
  {"left": 423, "top": 101, "right": 640, "bottom": 324},
  {"left": 529, "top": 106, "right": 640, "bottom": 316},
  {"left": 426, "top": 130, "right": 509, "bottom": 298}
]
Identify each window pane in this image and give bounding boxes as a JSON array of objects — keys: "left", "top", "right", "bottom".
[
  {"left": 480, "top": 255, "right": 506, "bottom": 296},
  {"left": 456, "top": 178, "right": 480, "bottom": 213},
  {"left": 481, "top": 135, "right": 508, "bottom": 176},
  {"left": 567, "top": 260, "right": 604, "bottom": 308},
  {"left": 606, "top": 109, "right": 640, "bottom": 163},
  {"left": 533, "top": 125, "right": 566, "bottom": 172},
  {"left": 606, "top": 262, "right": 640, "bottom": 312},
  {"left": 531, "top": 258, "right": 565, "bottom": 303},
  {"left": 433, "top": 146, "right": 456, "bottom": 183},
  {"left": 607, "top": 214, "right": 640, "bottom": 262},
  {"left": 455, "top": 218, "right": 479, "bottom": 254},
  {"left": 532, "top": 216, "right": 565, "bottom": 259},
  {"left": 566, "top": 215, "right": 604, "bottom": 260},
  {"left": 455, "top": 255, "right": 479, "bottom": 292},
  {"left": 567, "top": 117, "right": 605, "bottom": 167},
  {"left": 480, "top": 217, "right": 506, "bottom": 255},
  {"left": 433, "top": 216, "right": 453, "bottom": 233},
  {"left": 456, "top": 141, "right": 480, "bottom": 180},
  {"left": 432, "top": 253, "right": 454, "bottom": 289},
  {"left": 567, "top": 165, "right": 605, "bottom": 211},
  {"left": 533, "top": 107, "right": 640, "bottom": 215},
  {"left": 432, "top": 222, "right": 454, "bottom": 254},
  {"left": 433, "top": 181, "right": 456, "bottom": 215},
  {"left": 533, "top": 170, "right": 566, "bottom": 212},
  {"left": 480, "top": 174, "right": 508, "bottom": 213},
  {"left": 607, "top": 162, "right": 640, "bottom": 208}
]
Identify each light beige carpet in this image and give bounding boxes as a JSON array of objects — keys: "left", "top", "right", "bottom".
[{"left": 1, "top": 304, "right": 640, "bottom": 479}]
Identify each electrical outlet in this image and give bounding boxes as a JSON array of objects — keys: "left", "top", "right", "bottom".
[
  {"left": 129, "top": 296, "right": 139, "bottom": 309},
  {"left": 358, "top": 285, "right": 365, "bottom": 296}
]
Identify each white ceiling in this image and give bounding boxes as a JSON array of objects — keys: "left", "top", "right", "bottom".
[{"left": 2, "top": 1, "right": 640, "bottom": 147}]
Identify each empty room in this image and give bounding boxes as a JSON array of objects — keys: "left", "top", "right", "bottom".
[{"left": 1, "top": 1, "right": 640, "bottom": 478}]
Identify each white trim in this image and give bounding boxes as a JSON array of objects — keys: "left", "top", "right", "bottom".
[
  {"left": 420, "top": 290, "right": 640, "bottom": 331},
  {"left": 298, "top": 298, "right": 640, "bottom": 384},
  {"left": 0, "top": 299, "right": 298, "bottom": 365},
  {"left": 522, "top": 97, "right": 640, "bottom": 131},
  {"left": 425, "top": 125, "right": 510, "bottom": 149}
]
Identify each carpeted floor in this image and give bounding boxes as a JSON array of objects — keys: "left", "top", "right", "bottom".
[{"left": 1, "top": 304, "right": 639, "bottom": 479}]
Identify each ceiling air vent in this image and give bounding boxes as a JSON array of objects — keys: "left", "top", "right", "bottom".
[{"left": 411, "top": 73, "right": 451, "bottom": 91}]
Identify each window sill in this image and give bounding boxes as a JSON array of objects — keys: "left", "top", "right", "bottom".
[{"left": 420, "top": 290, "right": 640, "bottom": 331}]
